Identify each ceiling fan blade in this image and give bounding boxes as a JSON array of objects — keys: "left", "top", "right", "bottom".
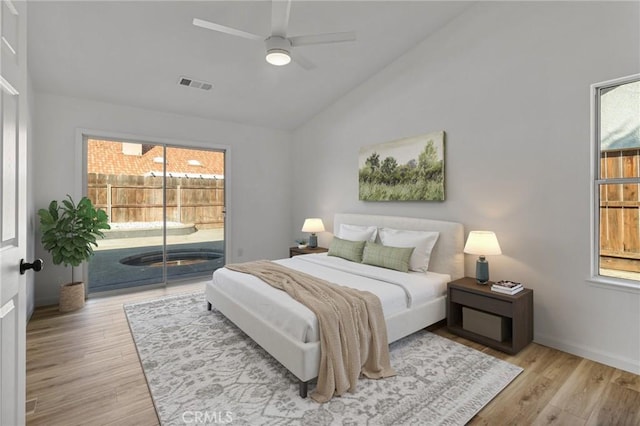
[
  {"left": 193, "top": 18, "right": 264, "bottom": 41},
  {"left": 289, "top": 31, "right": 356, "bottom": 47},
  {"left": 291, "top": 52, "right": 316, "bottom": 70},
  {"left": 271, "top": 0, "right": 292, "bottom": 37}
]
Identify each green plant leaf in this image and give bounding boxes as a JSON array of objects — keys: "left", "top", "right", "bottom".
[
  {"left": 39, "top": 195, "right": 110, "bottom": 277},
  {"left": 48, "top": 201, "right": 59, "bottom": 221},
  {"left": 62, "top": 198, "right": 74, "bottom": 211}
]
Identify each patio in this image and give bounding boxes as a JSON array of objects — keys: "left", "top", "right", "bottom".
[{"left": 89, "top": 228, "right": 224, "bottom": 292}]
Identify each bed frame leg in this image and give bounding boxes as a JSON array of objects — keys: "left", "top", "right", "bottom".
[
  {"left": 299, "top": 381, "right": 308, "bottom": 398},
  {"left": 207, "top": 301, "right": 212, "bottom": 311}
]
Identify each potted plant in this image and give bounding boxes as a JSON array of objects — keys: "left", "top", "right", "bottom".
[
  {"left": 38, "top": 195, "right": 110, "bottom": 312},
  {"left": 295, "top": 239, "right": 308, "bottom": 249}
]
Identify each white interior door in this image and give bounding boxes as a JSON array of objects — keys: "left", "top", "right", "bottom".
[{"left": 0, "top": 0, "right": 27, "bottom": 424}]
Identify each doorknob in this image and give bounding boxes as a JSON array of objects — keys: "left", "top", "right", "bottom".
[{"left": 20, "top": 259, "right": 43, "bottom": 275}]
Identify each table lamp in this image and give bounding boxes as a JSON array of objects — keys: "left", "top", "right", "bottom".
[
  {"left": 463, "top": 231, "right": 502, "bottom": 284},
  {"left": 301, "top": 218, "right": 325, "bottom": 248}
]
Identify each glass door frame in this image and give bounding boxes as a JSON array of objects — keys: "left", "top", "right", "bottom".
[{"left": 77, "top": 129, "right": 230, "bottom": 294}]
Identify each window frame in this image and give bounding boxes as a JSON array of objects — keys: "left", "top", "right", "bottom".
[{"left": 590, "top": 74, "right": 640, "bottom": 292}]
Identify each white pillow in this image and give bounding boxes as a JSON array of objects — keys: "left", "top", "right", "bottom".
[
  {"left": 379, "top": 228, "right": 439, "bottom": 272},
  {"left": 338, "top": 224, "right": 378, "bottom": 242}
]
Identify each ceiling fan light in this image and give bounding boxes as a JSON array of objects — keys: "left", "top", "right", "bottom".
[{"left": 266, "top": 49, "right": 291, "bottom": 66}]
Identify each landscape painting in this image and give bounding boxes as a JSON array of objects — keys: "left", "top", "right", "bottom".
[{"left": 359, "top": 131, "right": 445, "bottom": 201}]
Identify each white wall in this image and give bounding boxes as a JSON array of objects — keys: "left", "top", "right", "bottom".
[
  {"left": 291, "top": 1, "right": 640, "bottom": 373},
  {"left": 33, "top": 93, "right": 292, "bottom": 306}
]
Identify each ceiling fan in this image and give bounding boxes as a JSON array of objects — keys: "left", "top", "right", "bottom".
[{"left": 193, "top": 0, "right": 356, "bottom": 69}]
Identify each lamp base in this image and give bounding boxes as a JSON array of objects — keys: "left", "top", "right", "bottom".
[
  {"left": 308, "top": 234, "right": 318, "bottom": 248},
  {"left": 475, "top": 256, "right": 490, "bottom": 284}
]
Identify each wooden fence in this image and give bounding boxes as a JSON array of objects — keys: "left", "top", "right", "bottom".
[
  {"left": 87, "top": 173, "right": 224, "bottom": 229},
  {"left": 600, "top": 149, "right": 640, "bottom": 272}
]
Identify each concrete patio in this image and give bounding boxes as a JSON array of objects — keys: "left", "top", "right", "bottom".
[{"left": 89, "top": 228, "right": 225, "bottom": 293}]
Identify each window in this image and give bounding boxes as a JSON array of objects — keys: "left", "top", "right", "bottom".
[{"left": 592, "top": 74, "right": 640, "bottom": 288}]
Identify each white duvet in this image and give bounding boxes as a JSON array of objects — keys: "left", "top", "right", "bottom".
[{"left": 208, "top": 253, "right": 450, "bottom": 344}]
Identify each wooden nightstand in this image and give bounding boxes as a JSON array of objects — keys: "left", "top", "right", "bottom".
[
  {"left": 289, "top": 246, "right": 328, "bottom": 258},
  {"left": 447, "top": 277, "right": 533, "bottom": 354}
]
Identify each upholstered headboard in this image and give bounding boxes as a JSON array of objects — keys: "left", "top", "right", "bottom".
[{"left": 333, "top": 213, "right": 464, "bottom": 281}]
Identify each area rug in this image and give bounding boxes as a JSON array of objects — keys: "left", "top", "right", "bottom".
[{"left": 124, "top": 293, "right": 523, "bottom": 425}]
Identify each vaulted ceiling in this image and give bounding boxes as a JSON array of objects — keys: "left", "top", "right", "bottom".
[{"left": 28, "top": 1, "right": 473, "bottom": 130}]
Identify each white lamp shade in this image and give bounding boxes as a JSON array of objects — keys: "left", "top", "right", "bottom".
[
  {"left": 301, "top": 218, "right": 325, "bottom": 233},
  {"left": 463, "top": 231, "right": 502, "bottom": 256}
]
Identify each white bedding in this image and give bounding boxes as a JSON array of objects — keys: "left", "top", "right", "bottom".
[{"left": 209, "top": 253, "right": 450, "bottom": 344}]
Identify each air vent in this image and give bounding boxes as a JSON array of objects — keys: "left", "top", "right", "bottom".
[{"left": 178, "top": 76, "right": 213, "bottom": 91}]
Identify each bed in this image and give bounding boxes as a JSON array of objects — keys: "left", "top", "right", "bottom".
[{"left": 206, "top": 213, "right": 464, "bottom": 397}]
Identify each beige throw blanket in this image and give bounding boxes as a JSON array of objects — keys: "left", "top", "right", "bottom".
[{"left": 225, "top": 260, "right": 396, "bottom": 402}]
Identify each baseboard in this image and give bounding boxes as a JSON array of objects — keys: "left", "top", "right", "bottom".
[
  {"left": 34, "top": 297, "right": 59, "bottom": 308},
  {"left": 535, "top": 332, "right": 640, "bottom": 375}
]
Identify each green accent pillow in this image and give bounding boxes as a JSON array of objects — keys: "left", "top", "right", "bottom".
[
  {"left": 362, "top": 241, "right": 415, "bottom": 272},
  {"left": 328, "top": 236, "right": 366, "bottom": 263}
]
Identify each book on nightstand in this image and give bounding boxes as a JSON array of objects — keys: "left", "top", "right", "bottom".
[{"left": 492, "top": 280, "right": 523, "bottom": 295}]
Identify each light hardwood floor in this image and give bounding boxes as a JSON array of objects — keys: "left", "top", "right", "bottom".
[{"left": 26, "top": 282, "right": 640, "bottom": 425}]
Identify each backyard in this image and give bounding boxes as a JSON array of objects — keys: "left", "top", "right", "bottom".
[{"left": 87, "top": 139, "right": 225, "bottom": 292}]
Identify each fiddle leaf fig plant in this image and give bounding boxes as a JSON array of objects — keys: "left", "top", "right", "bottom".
[{"left": 38, "top": 195, "right": 110, "bottom": 283}]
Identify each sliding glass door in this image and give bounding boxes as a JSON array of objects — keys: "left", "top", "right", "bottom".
[
  {"left": 86, "top": 138, "right": 225, "bottom": 293},
  {"left": 164, "top": 146, "right": 225, "bottom": 281}
]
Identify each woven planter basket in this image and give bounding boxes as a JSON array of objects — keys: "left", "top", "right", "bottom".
[{"left": 59, "top": 282, "right": 85, "bottom": 312}]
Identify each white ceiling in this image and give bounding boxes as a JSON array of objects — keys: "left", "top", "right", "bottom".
[{"left": 28, "top": 1, "right": 473, "bottom": 130}]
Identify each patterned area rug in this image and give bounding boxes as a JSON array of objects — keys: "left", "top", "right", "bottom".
[{"left": 124, "top": 293, "right": 522, "bottom": 425}]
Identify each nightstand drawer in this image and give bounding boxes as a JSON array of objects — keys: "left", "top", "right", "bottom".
[
  {"left": 450, "top": 289, "right": 512, "bottom": 317},
  {"left": 289, "top": 246, "right": 328, "bottom": 257}
]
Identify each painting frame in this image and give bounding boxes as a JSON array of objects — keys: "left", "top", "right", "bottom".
[{"left": 358, "top": 131, "right": 445, "bottom": 201}]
